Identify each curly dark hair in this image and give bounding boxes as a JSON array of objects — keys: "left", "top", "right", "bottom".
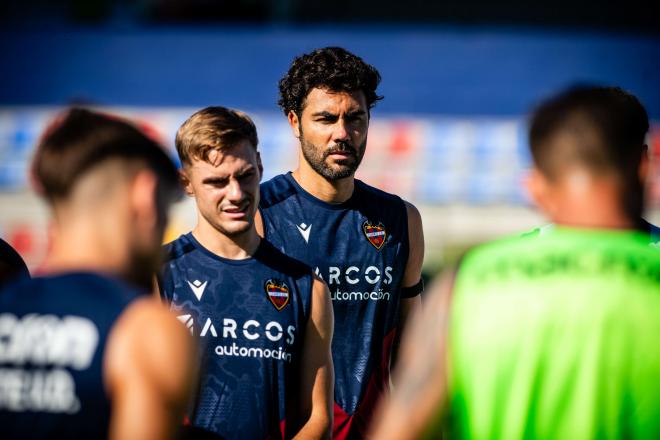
[{"left": 278, "top": 47, "right": 383, "bottom": 116}]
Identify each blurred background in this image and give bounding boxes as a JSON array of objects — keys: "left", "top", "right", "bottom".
[{"left": 1, "top": 0, "right": 659, "bottom": 278}]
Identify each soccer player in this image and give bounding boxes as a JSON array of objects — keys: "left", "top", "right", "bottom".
[
  {"left": 257, "top": 47, "right": 425, "bottom": 438},
  {"left": 159, "top": 106, "right": 334, "bottom": 439},
  {"left": 0, "top": 108, "right": 195, "bottom": 439},
  {"left": 523, "top": 86, "right": 660, "bottom": 245},
  {"left": 370, "top": 86, "right": 660, "bottom": 440}
]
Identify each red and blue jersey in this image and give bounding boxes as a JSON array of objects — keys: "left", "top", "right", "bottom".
[
  {"left": 0, "top": 272, "right": 142, "bottom": 438},
  {"left": 159, "top": 234, "right": 313, "bottom": 440},
  {"left": 259, "top": 173, "right": 411, "bottom": 439}
]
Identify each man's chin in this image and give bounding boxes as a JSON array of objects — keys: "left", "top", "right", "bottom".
[
  {"left": 322, "top": 166, "right": 356, "bottom": 181},
  {"left": 219, "top": 221, "right": 253, "bottom": 238}
]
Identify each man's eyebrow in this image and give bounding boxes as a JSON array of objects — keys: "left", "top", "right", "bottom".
[
  {"left": 311, "top": 111, "right": 338, "bottom": 118},
  {"left": 201, "top": 176, "right": 228, "bottom": 184},
  {"left": 347, "top": 109, "right": 367, "bottom": 117}
]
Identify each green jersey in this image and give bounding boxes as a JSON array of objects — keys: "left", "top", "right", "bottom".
[
  {"left": 524, "top": 219, "right": 660, "bottom": 246},
  {"left": 448, "top": 227, "right": 660, "bottom": 440}
]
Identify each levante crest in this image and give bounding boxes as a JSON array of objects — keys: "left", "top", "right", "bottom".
[
  {"left": 362, "top": 220, "right": 387, "bottom": 250},
  {"left": 265, "top": 279, "right": 290, "bottom": 311}
]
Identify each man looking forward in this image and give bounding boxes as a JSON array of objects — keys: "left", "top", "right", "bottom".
[
  {"left": 258, "top": 47, "right": 425, "bottom": 439},
  {"left": 160, "top": 106, "right": 334, "bottom": 439}
]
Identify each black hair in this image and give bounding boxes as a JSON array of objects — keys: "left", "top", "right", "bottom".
[{"left": 278, "top": 47, "right": 383, "bottom": 116}]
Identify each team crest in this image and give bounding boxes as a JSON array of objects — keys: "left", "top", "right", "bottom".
[
  {"left": 265, "top": 279, "right": 290, "bottom": 311},
  {"left": 362, "top": 220, "right": 387, "bottom": 250}
]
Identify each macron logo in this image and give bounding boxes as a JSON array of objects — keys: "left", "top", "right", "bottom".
[
  {"left": 186, "top": 279, "right": 208, "bottom": 301},
  {"left": 296, "top": 223, "right": 312, "bottom": 243},
  {"left": 177, "top": 314, "right": 194, "bottom": 334}
]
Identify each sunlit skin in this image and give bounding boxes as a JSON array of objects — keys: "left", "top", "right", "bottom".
[
  {"left": 288, "top": 88, "right": 369, "bottom": 203},
  {"left": 180, "top": 140, "right": 263, "bottom": 259},
  {"left": 526, "top": 167, "right": 636, "bottom": 230}
]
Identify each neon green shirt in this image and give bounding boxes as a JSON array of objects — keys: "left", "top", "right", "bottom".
[{"left": 448, "top": 227, "right": 660, "bottom": 440}]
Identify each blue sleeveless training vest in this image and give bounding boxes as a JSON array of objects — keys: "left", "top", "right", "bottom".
[
  {"left": 160, "top": 234, "right": 313, "bottom": 440},
  {"left": 259, "top": 172, "right": 411, "bottom": 439},
  {"left": 0, "top": 272, "right": 142, "bottom": 438}
]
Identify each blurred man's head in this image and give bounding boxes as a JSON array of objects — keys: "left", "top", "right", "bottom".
[
  {"left": 32, "top": 108, "right": 180, "bottom": 287},
  {"left": 278, "top": 47, "right": 382, "bottom": 181},
  {"left": 176, "top": 106, "right": 262, "bottom": 237},
  {"left": 527, "top": 86, "right": 650, "bottom": 227}
]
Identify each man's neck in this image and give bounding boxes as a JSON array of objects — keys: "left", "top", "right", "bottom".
[
  {"left": 192, "top": 220, "right": 260, "bottom": 260},
  {"left": 292, "top": 165, "right": 354, "bottom": 204},
  {"left": 552, "top": 180, "right": 635, "bottom": 230},
  {"left": 42, "top": 217, "right": 126, "bottom": 275}
]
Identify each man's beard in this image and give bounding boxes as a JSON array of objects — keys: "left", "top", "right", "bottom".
[{"left": 300, "top": 132, "right": 366, "bottom": 181}]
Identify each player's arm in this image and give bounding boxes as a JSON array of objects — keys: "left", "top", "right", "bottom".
[
  {"left": 369, "top": 270, "right": 455, "bottom": 440},
  {"left": 393, "top": 201, "right": 425, "bottom": 367},
  {"left": 292, "top": 276, "right": 334, "bottom": 440},
  {"left": 104, "top": 298, "right": 196, "bottom": 440}
]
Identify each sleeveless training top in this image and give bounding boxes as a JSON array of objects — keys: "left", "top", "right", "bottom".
[
  {"left": 524, "top": 218, "right": 660, "bottom": 246},
  {"left": 448, "top": 227, "right": 660, "bottom": 440},
  {"left": 159, "top": 234, "right": 313, "bottom": 440},
  {"left": 0, "top": 272, "right": 142, "bottom": 439},
  {"left": 259, "top": 172, "right": 412, "bottom": 439}
]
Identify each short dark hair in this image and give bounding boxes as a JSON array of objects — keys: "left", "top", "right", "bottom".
[
  {"left": 278, "top": 47, "right": 383, "bottom": 116},
  {"left": 175, "top": 106, "right": 258, "bottom": 166},
  {"left": 529, "top": 85, "right": 650, "bottom": 220},
  {"left": 529, "top": 85, "right": 649, "bottom": 180},
  {"left": 33, "top": 108, "right": 180, "bottom": 204}
]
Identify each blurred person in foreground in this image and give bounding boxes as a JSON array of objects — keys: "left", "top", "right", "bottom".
[
  {"left": 370, "top": 86, "right": 660, "bottom": 440},
  {"left": 257, "top": 46, "right": 425, "bottom": 439},
  {"left": 523, "top": 86, "right": 660, "bottom": 245},
  {"left": 159, "top": 106, "right": 334, "bottom": 439},
  {"left": 0, "top": 108, "right": 195, "bottom": 439},
  {"left": 0, "top": 238, "right": 30, "bottom": 287}
]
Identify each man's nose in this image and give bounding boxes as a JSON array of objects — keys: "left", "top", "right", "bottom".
[
  {"left": 226, "top": 178, "right": 244, "bottom": 202},
  {"left": 332, "top": 119, "right": 350, "bottom": 143}
]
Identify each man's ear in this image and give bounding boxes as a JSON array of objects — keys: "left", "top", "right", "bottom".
[
  {"left": 130, "top": 169, "right": 158, "bottom": 231},
  {"left": 179, "top": 167, "right": 194, "bottom": 197},
  {"left": 525, "top": 168, "right": 556, "bottom": 217},
  {"left": 288, "top": 110, "right": 301, "bottom": 138}
]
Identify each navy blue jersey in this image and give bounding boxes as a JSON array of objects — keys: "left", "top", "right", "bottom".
[
  {"left": 640, "top": 218, "right": 660, "bottom": 246},
  {"left": 159, "top": 234, "right": 313, "bottom": 440},
  {"left": 0, "top": 238, "right": 30, "bottom": 288},
  {"left": 0, "top": 272, "right": 142, "bottom": 439},
  {"left": 259, "top": 173, "right": 411, "bottom": 439}
]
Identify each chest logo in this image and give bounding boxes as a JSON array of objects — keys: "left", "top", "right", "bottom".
[
  {"left": 296, "top": 222, "right": 312, "bottom": 243},
  {"left": 265, "top": 279, "right": 290, "bottom": 311},
  {"left": 362, "top": 220, "right": 387, "bottom": 250},
  {"left": 176, "top": 314, "right": 195, "bottom": 334},
  {"left": 186, "top": 279, "right": 208, "bottom": 301}
]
